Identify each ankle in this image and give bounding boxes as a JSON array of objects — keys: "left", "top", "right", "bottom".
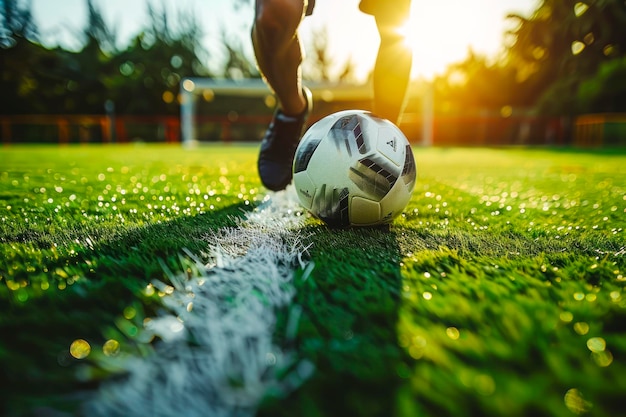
[{"left": 279, "top": 94, "right": 307, "bottom": 117}]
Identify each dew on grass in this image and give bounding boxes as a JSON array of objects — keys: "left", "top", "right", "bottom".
[
  {"left": 413, "top": 335, "right": 427, "bottom": 348},
  {"left": 6, "top": 280, "right": 20, "bottom": 291},
  {"left": 573, "top": 322, "right": 590, "bottom": 335},
  {"left": 143, "top": 284, "right": 155, "bottom": 297},
  {"left": 408, "top": 344, "right": 424, "bottom": 360},
  {"left": 123, "top": 306, "right": 136, "bottom": 320},
  {"left": 586, "top": 337, "right": 606, "bottom": 353},
  {"left": 559, "top": 311, "right": 574, "bottom": 323},
  {"left": 103, "top": 339, "right": 121, "bottom": 357},
  {"left": 564, "top": 388, "right": 592, "bottom": 415},
  {"left": 585, "top": 293, "right": 597, "bottom": 302},
  {"left": 591, "top": 350, "right": 613, "bottom": 367},
  {"left": 446, "top": 327, "right": 460, "bottom": 340},
  {"left": 70, "top": 339, "right": 91, "bottom": 359}
]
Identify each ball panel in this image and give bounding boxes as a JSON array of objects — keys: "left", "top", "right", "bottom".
[
  {"left": 294, "top": 137, "right": 322, "bottom": 174},
  {"left": 350, "top": 196, "right": 382, "bottom": 225},
  {"left": 327, "top": 113, "right": 368, "bottom": 157},
  {"left": 376, "top": 126, "right": 405, "bottom": 167},
  {"left": 353, "top": 118, "right": 367, "bottom": 155},
  {"left": 401, "top": 144, "right": 417, "bottom": 188},
  {"left": 293, "top": 171, "right": 316, "bottom": 209},
  {"left": 348, "top": 156, "right": 398, "bottom": 200},
  {"left": 304, "top": 130, "right": 353, "bottom": 186},
  {"left": 312, "top": 185, "right": 350, "bottom": 227},
  {"left": 379, "top": 178, "right": 413, "bottom": 222}
]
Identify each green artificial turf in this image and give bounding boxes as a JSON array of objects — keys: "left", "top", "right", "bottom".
[{"left": 1, "top": 144, "right": 625, "bottom": 417}]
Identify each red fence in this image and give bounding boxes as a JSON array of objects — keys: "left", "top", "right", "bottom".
[
  {"left": 0, "top": 115, "right": 181, "bottom": 145},
  {"left": 574, "top": 113, "right": 626, "bottom": 147},
  {"left": 0, "top": 114, "right": 277, "bottom": 145},
  {"left": 1, "top": 113, "right": 623, "bottom": 146},
  {"left": 400, "top": 113, "right": 569, "bottom": 146}
]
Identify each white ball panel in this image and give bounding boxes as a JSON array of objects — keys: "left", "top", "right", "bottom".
[
  {"left": 293, "top": 171, "right": 316, "bottom": 209},
  {"left": 376, "top": 126, "right": 405, "bottom": 167},
  {"left": 350, "top": 196, "right": 381, "bottom": 226}
]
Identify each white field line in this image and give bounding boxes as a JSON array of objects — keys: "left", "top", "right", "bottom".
[{"left": 88, "top": 186, "right": 314, "bottom": 417}]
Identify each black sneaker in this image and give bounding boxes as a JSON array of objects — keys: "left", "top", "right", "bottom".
[{"left": 258, "top": 87, "right": 313, "bottom": 191}]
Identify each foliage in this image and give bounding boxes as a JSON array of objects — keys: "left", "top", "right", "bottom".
[
  {"left": 432, "top": 0, "right": 626, "bottom": 116},
  {"left": 219, "top": 28, "right": 259, "bottom": 80},
  {"left": 1, "top": 145, "right": 625, "bottom": 416},
  {"left": 0, "top": 0, "right": 37, "bottom": 48},
  {"left": 504, "top": 0, "right": 626, "bottom": 115},
  {"left": 577, "top": 57, "right": 626, "bottom": 113},
  {"left": 0, "top": 0, "right": 252, "bottom": 116},
  {"left": 302, "top": 26, "right": 358, "bottom": 83},
  {"left": 433, "top": 51, "right": 519, "bottom": 115}
]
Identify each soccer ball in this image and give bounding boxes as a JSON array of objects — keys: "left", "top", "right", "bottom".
[{"left": 292, "top": 110, "right": 416, "bottom": 227}]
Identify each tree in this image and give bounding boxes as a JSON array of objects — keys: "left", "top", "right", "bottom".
[
  {"left": 0, "top": 0, "right": 37, "bottom": 48},
  {"left": 220, "top": 30, "right": 260, "bottom": 79},
  {"left": 302, "top": 26, "right": 357, "bottom": 83},
  {"left": 0, "top": 0, "right": 51, "bottom": 114},
  {"left": 433, "top": 49, "right": 520, "bottom": 115},
  {"left": 104, "top": 3, "right": 213, "bottom": 115},
  {"left": 577, "top": 57, "right": 626, "bottom": 113},
  {"left": 83, "top": 0, "right": 117, "bottom": 53},
  {"left": 0, "top": 0, "right": 215, "bottom": 116},
  {"left": 505, "top": 0, "right": 626, "bottom": 115}
]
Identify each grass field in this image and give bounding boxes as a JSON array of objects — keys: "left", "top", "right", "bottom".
[{"left": 1, "top": 144, "right": 625, "bottom": 417}]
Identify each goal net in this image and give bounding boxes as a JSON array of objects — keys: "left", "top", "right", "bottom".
[
  {"left": 180, "top": 78, "right": 276, "bottom": 146},
  {"left": 181, "top": 78, "right": 388, "bottom": 145}
]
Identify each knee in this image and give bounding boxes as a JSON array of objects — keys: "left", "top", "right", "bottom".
[
  {"left": 377, "top": 20, "right": 405, "bottom": 47},
  {"left": 254, "top": 0, "right": 305, "bottom": 38}
]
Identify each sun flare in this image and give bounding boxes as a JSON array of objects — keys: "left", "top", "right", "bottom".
[
  {"left": 303, "top": 0, "right": 519, "bottom": 81},
  {"left": 396, "top": 1, "right": 506, "bottom": 79}
]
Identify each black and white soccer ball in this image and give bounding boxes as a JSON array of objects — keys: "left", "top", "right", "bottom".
[{"left": 293, "top": 110, "right": 417, "bottom": 227}]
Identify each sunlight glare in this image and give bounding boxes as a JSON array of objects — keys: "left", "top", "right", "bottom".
[
  {"left": 304, "top": 0, "right": 531, "bottom": 81},
  {"left": 398, "top": 1, "right": 509, "bottom": 79}
]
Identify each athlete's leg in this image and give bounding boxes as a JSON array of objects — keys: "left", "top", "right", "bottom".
[
  {"left": 361, "top": 0, "right": 413, "bottom": 124},
  {"left": 373, "top": 19, "right": 412, "bottom": 123},
  {"left": 252, "top": 0, "right": 309, "bottom": 116},
  {"left": 252, "top": 0, "right": 315, "bottom": 191}
]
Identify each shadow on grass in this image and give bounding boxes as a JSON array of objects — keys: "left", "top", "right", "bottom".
[
  {"left": 259, "top": 224, "right": 408, "bottom": 417},
  {"left": 0, "top": 203, "right": 251, "bottom": 417}
]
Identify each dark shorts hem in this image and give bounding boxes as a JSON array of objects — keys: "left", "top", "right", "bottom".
[{"left": 359, "top": 0, "right": 411, "bottom": 24}]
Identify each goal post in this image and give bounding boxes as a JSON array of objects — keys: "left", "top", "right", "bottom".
[{"left": 180, "top": 78, "right": 273, "bottom": 146}]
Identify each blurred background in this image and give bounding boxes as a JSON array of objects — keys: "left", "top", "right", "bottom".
[{"left": 1, "top": 0, "right": 625, "bottom": 146}]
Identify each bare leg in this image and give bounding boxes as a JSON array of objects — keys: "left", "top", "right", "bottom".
[
  {"left": 252, "top": 0, "right": 308, "bottom": 116},
  {"left": 372, "top": 17, "right": 413, "bottom": 124},
  {"left": 253, "top": 0, "right": 313, "bottom": 191}
]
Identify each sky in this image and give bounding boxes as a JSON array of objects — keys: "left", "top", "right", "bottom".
[{"left": 30, "top": 0, "right": 537, "bottom": 80}]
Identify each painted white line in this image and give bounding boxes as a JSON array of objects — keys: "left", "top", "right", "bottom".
[{"left": 88, "top": 186, "right": 314, "bottom": 417}]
